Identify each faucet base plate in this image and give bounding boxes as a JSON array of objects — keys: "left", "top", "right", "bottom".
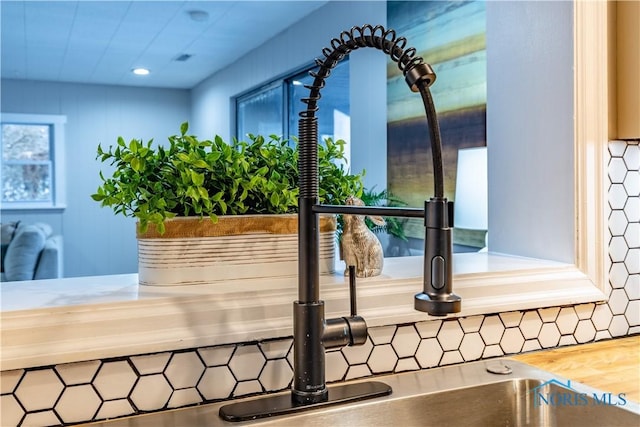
[{"left": 219, "top": 381, "right": 392, "bottom": 422}]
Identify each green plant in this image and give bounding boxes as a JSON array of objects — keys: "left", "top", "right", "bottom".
[
  {"left": 334, "top": 186, "right": 409, "bottom": 243},
  {"left": 360, "top": 186, "right": 408, "bottom": 242},
  {"left": 92, "top": 122, "right": 364, "bottom": 234}
]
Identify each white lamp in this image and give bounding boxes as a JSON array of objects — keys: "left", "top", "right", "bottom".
[{"left": 454, "top": 146, "right": 488, "bottom": 237}]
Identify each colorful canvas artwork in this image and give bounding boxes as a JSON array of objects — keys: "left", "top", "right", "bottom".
[{"left": 387, "top": 1, "right": 487, "bottom": 238}]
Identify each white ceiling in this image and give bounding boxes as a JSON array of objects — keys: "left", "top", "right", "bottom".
[{"left": 1, "top": 1, "right": 328, "bottom": 89}]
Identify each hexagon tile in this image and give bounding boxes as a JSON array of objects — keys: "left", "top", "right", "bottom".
[
  {"left": 55, "top": 384, "right": 101, "bottom": 424},
  {"left": 93, "top": 361, "right": 136, "bottom": 401},
  {"left": 415, "top": 338, "right": 443, "bottom": 368},
  {"left": 55, "top": 360, "right": 101, "bottom": 386},
  {"left": 130, "top": 374, "right": 172, "bottom": 412},
  {"left": 228, "top": 344, "right": 265, "bottom": 382},
  {"left": 500, "top": 328, "right": 525, "bottom": 354},
  {"left": 1, "top": 394, "right": 24, "bottom": 427},
  {"left": 259, "top": 359, "right": 292, "bottom": 391},
  {"left": 368, "top": 344, "right": 397, "bottom": 373},
  {"left": 480, "top": 315, "right": 505, "bottom": 345},
  {"left": 164, "top": 352, "right": 204, "bottom": 390},
  {"left": 437, "top": 320, "right": 464, "bottom": 351},
  {"left": 197, "top": 366, "right": 236, "bottom": 401},
  {"left": 325, "top": 350, "right": 349, "bottom": 382},
  {"left": 14, "top": 369, "right": 64, "bottom": 412},
  {"left": 0, "top": 141, "right": 637, "bottom": 427},
  {"left": 391, "top": 326, "right": 421, "bottom": 358},
  {"left": 459, "top": 332, "right": 484, "bottom": 361}
]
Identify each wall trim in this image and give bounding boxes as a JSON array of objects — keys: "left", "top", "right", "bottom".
[
  {"left": 1, "top": 254, "right": 605, "bottom": 371},
  {"left": 574, "top": 0, "right": 610, "bottom": 294}
]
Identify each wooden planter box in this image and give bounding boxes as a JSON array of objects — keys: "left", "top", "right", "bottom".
[{"left": 136, "top": 215, "right": 336, "bottom": 286}]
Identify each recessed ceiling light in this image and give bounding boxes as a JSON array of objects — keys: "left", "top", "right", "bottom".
[
  {"left": 132, "top": 68, "right": 150, "bottom": 76},
  {"left": 187, "top": 9, "right": 209, "bottom": 22},
  {"left": 174, "top": 54, "right": 192, "bottom": 62}
]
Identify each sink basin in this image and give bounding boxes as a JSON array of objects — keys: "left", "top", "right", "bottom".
[{"left": 83, "top": 359, "right": 639, "bottom": 427}]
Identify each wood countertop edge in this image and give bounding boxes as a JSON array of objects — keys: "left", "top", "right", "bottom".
[{"left": 512, "top": 335, "right": 640, "bottom": 403}]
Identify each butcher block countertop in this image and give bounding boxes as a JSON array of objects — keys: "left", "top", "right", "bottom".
[{"left": 513, "top": 335, "right": 640, "bottom": 403}]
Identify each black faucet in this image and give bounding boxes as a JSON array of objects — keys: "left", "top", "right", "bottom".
[{"left": 220, "top": 25, "right": 461, "bottom": 422}]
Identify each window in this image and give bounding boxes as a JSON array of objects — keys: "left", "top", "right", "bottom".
[
  {"left": 287, "top": 62, "right": 350, "bottom": 144},
  {"left": 236, "top": 81, "right": 284, "bottom": 139},
  {"left": 236, "top": 60, "right": 350, "bottom": 145},
  {"left": 0, "top": 113, "right": 66, "bottom": 210}
]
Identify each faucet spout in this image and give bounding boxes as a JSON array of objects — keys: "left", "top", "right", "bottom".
[{"left": 415, "top": 197, "right": 461, "bottom": 315}]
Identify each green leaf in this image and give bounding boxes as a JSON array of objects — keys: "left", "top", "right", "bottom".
[
  {"left": 193, "top": 159, "right": 209, "bottom": 169},
  {"left": 180, "top": 170, "right": 191, "bottom": 185},
  {"left": 256, "top": 166, "right": 269, "bottom": 176},
  {"left": 186, "top": 187, "right": 199, "bottom": 201},
  {"left": 207, "top": 151, "right": 221, "bottom": 163},
  {"left": 190, "top": 170, "right": 205, "bottom": 186},
  {"left": 180, "top": 121, "right": 189, "bottom": 135},
  {"left": 130, "top": 157, "right": 142, "bottom": 172},
  {"left": 138, "top": 219, "right": 149, "bottom": 234},
  {"left": 197, "top": 186, "right": 208, "bottom": 199}
]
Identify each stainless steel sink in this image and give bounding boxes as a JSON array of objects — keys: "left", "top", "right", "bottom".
[{"left": 83, "top": 359, "right": 639, "bottom": 427}]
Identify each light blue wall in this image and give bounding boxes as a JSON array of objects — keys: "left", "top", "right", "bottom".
[
  {"left": 1, "top": 80, "right": 190, "bottom": 277},
  {"left": 191, "top": 1, "right": 388, "bottom": 191}
]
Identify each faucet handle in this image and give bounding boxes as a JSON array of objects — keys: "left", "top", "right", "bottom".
[
  {"left": 323, "top": 266, "right": 367, "bottom": 349},
  {"left": 348, "top": 265, "right": 357, "bottom": 316},
  {"left": 346, "top": 265, "right": 367, "bottom": 346}
]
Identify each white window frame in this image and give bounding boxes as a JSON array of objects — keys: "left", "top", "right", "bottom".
[{"left": 0, "top": 113, "right": 66, "bottom": 211}]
